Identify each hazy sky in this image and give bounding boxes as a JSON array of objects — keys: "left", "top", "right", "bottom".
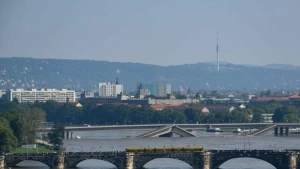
[{"left": 1, "top": 0, "right": 299, "bottom": 66}]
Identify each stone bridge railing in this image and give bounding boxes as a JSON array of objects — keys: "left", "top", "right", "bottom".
[{"left": 1, "top": 150, "right": 300, "bottom": 169}]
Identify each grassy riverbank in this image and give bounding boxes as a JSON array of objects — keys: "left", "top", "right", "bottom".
[{"left": 14, "top": 144, "right": 53, "bottom": 154}]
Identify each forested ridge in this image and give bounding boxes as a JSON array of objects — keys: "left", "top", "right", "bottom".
[{"left": 1, "top": 57, "right": 300, "bottom": 90}]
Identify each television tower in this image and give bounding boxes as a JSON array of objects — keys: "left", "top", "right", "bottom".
[{"left": 216, "top": 31, "right": 220, "bottom": 71}]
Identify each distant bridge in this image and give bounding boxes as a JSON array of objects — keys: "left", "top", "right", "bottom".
[
  {"left": 1, "top": 149, "right": 300, "bottom": 169},
  {"left": 38, "top": 123, "right": 300, "bottom": 139},
  {"left": 38, "top": 123, "right": 300, "bottom": 132}
]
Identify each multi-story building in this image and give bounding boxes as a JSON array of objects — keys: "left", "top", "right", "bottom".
[
  {"left": 139, "top": 89, "right": 151, "bottom": 99},
  {"left": 99, "top": 83, "right": 123, "bottom": 97},
  {"left": 157, "top": 84, "right": 171, "bottom": 97},
  {"left": 7, "top": 88, "right": 76, "bottom": 103},
  {"left": 262, "top": 114, "right": 273, "bottom": 123},
  {"left": 140, "top": 83, "right": 158, "bottom": 96},
  {"left": 138, "top": 83, "right": 171, "bottom": 97}
]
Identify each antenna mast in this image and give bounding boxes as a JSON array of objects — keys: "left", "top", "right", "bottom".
[{"left": 216, "top": 31, "right": 220, "bottom": 71}]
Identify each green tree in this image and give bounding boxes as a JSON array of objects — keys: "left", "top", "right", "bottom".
[
  {"left": 0, "top": 99, "right": 20, "bottom": 112},
  {"left": 230, "top": 109, "right": 251, "bottom": 123},
  {"left": 48, "top": 125, "right": 65, "bottom": 152},
  {"left": 282, "top": 114, "right": 299, "bottom": 123},
  {"left": 56, "top": 104, "right": 81, "bottom": 124},
  {"left": 12, "top": 97, "right": 19, "bottom": 103},
  {"left": 0, "top": 111, "right": 23, "bottom": 143},
  {"left": 251, "top": 112, "right": 264, "bottom": 123},
  {"left": 19, "top": 107, "right": 46, "bottom": 143},
  {"left": 80, "top": 102, "right": 97, "bottom": 124},
  {"left": 0, "top": 117, "right": 18, "bottom": 153},
  {"left": 41, "top": 100, "right": 60, "bottom": 123},
  {"left": 184, "top": 108, "right": 200, "bottom": 123},
  {"left": 273, "top": 105, "right": 299, "bottom": 122}
]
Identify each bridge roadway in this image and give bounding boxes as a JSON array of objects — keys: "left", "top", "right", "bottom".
[
  {"left": 38, "top": 123, "right": 300, "bottom": 132},
  {"left": 1, "top": 149, "right": 300, "bottom": 169}
]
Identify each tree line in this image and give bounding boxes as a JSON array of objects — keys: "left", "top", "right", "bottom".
[
  {"left": 0, "top": 99, "right": 46, "bottom": 153},
  {"left": 1, "top": 99, "right": 300, "bottom": 153}
]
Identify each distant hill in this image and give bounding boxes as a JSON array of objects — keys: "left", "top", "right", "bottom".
[
  {"left": 263, "top": 64, "right": 300, "bottom": 70},
  {"left": 1, "top": 57, "right": 300, "bottom": 91}
]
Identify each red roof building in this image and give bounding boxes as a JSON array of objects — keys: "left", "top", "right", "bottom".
[{"left": 249, "top": 93, "right": 300, "bottom": 105}]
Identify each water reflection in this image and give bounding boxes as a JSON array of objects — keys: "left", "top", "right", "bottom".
[
  {"left": 16, "top": 160, "right": 49, "bottom": 168},
  {"left": 144, "top": 158, "right": 192, "bottom": 169},
  {"left": 77, "top": 159, "right": 117, "bottom": 169},
  {"left": 219, "top": 157, "right": 276, "bottom": 169}
]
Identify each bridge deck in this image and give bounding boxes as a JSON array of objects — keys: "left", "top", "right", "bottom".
[{"left": 136, "top": 125, "right": 196, "bottom": 138}]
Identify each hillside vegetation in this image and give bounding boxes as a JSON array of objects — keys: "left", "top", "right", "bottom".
[{"left": 1, "top": 57, "right": 300, "bottom": 91}]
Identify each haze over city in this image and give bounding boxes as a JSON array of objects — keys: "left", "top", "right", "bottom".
[{"left": 1, "top": 0, "right": 300, "bottom": 66}]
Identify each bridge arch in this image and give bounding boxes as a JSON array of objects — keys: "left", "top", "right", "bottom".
[
  {"left": 215, "top": 157, "right": 276, "bottom": 169},
  {"left": 134, "top": 154, "right": 201, "bottom": 169},
  {"left": 9, "top": 159, "right": 50, "bottom": 168},
  {"left": 76, "top": 159, "right": 117, "bottom": 168},
  {"left": 64, "top": 152, "right": 126, "bottom": 169},
  {"left": 143, "top": 158, "right": 193, "bottom": 169},
  {"left": 211, "top": 151, "right": 287, "bottom": 169}
]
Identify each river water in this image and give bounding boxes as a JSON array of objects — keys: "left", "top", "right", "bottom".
[{"left": 15, "top": 129, "right": 300, "bottom": 169}]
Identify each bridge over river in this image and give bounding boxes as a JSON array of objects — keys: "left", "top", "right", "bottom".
[
  {"left": 1, "top": 149, "right": 300, "bottom": 169},
  {"left": 38, "top": 123, "right": 300, "bottom": 139}
]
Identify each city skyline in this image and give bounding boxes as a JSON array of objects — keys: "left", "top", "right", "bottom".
[{"left": 1, "top": 0, "right": 300, "bottom": 66}]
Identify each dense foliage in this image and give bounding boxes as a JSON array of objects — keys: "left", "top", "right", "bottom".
[
  {"left": 0, "top": 100, "right": 46, "bottom": 153},
  {"left": 48, "top": 125, "right": 65, "bottom": 152},
  {"left": 0, "top": 117, "right": 18, "bottom": 153}
]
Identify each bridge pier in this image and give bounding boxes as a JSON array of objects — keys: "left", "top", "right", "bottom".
[
  {"left": 52, "top": 153, "right": 65, "bottom": 169},
  {"left": 0, "top": 155, "right": 4, "bottom": 169},
  {"left": 289, "top": 153, "right": 298, "bottom": 169},
  {"left": 275, "top": 127, "right": 278, "bottom": 136},
  {"left": 64, "top": 131, "right": 73, "bottom": 140},
  {"left": 280, "top": 127, "right": 284, "bottom": 135},
  {"left": 126, "top": 152, "right": 134, "bottom": 169},
  {"left": 285, "top": 127, "right": 289, "bottom": 135},
  {"left": 202, "top": 152, "right": 211, "bottom": 169}
]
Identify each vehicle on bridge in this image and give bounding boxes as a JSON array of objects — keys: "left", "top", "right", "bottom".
[
  {"left": 206, "top": 127, "right": 224, "bottom": 132},
  {"left": 125, "top": 146, "right": 204, "bottom": 153},
  {"left": 232, "top": 128, "right": 243, "bottom": 133}
]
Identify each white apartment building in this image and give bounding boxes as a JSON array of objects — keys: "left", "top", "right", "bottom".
[
  {"left": 99, "top": 83, "right": 123, "bottom": 97},
  {"left": 7, "top": 88, "right": 76, "bottom": 103},
  {"left": 157, "top": 84, "right": 171, "bottom": 97},
  {"left": 262, "top": 114, "right": 273, "bottom": 123}
]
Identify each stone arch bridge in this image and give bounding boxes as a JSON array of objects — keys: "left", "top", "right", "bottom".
[{"left": 1, "top": 150, "right": 299, "bottom": 169}]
